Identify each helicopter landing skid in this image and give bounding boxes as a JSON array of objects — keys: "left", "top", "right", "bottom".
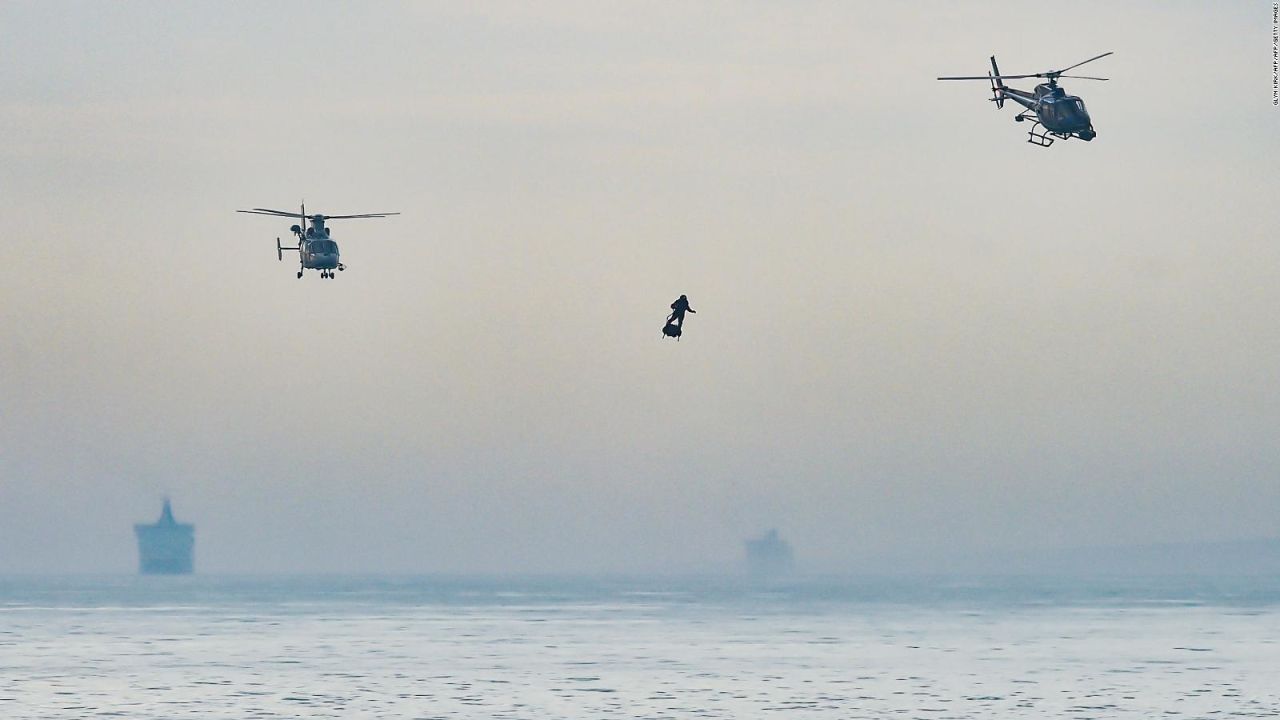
[
  {"left": 1026, "top": 123, "right": 1056, "bottom": 147},
  {"left": 1016, "top": 113, "right": 1070, "bottom": 148}
]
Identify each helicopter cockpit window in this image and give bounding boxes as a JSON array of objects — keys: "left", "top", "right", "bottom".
[
  {"left": 1073, "top": 99, "right": 1086, "bottom": 113},
  {"left": 310, "top": 240, "right": 337, "bottom": 254}
]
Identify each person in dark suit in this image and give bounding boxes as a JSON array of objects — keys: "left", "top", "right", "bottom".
[{"left": 667, "top": 294, "right": 695, "bottom": 328}]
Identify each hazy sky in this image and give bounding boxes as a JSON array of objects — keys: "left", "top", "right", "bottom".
[{"left": 2, "top": 1, "right": 1278, "bottom": 573}]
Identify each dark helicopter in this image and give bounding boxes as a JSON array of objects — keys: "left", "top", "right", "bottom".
[
  {"left": 938, "top": 52, "right": 1112, "bottom": 147},
  {"left": 237, "top": 204, "right": 399, "bottom": 279}
]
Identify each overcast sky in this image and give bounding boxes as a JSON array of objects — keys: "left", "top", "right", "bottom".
[{"left": 2, "top": 1, "right": 1278, "bottom": 573}]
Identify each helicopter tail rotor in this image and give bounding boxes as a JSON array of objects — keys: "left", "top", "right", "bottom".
[{"left": 988, "top": 55, "right": 1006, "bottom": 109}]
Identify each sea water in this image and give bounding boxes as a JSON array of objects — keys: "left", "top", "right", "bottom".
[{"left": 2, "top": 574, "right": 1277, "bottom": 718}]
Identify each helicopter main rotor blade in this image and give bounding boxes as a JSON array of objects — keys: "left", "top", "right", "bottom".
[
  {"left": 940, "top": 71, "right": 1107, "bottom": 81},
  {"left": 938, "top": 73, "right": 1040, "bottom": 81},
  {"left": 321, "top": 212, "right": 401, "bottom": 220},
  {"left": 941, "top": 53, "right": 1112, "bottom": 82},
  {"left": 1055, "top": 51, "right": 1113, "bottom": 75},
  {"left": 237, "top": 208, "right": 305, "bottom": 218},
  {"left": 239, "top": 208, "right": 401, "bottom": 220}
]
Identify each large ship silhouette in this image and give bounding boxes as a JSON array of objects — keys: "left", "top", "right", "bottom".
[
  {"left": 745, "top": 528, "right": 794, "bottom": 576},
  {"left": 134, "top": 499, "right": 195, "bottom": 574}
]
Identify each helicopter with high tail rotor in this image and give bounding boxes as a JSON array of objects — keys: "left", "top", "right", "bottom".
[
  {"left": 237, "top": 204, "right": 399, "bottom": 279},
  {"left": 938, "top": 52, "right": 1112, "bottom": 147}
]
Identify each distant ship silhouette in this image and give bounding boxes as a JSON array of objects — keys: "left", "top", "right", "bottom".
[
  {"left": 134, "top": 498, "right": 195, "bottom": 575},
  {"left": 745, "top": 528, "right": 794, "bottom": 576}
]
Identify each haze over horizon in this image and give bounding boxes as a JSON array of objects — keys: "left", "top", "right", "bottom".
[{"left": 3, "top": 2, "right": 1278, "bottom": 574}]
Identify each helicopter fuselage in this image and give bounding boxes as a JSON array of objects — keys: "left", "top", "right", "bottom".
[
  {"left": 280, "top": 217, "right": 346, "bottom": 278},
  {"left": 299, "top": 237, "right": 340, "bottom": 270},
  {"left": 289, "top": 216, "right": 344, "bottom": 277},
  {"left": 1003, "top": 84, "right": 1095, "bottom": 140}
]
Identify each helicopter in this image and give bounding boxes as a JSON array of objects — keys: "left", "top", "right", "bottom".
[
  {"left": 938, "top": 52, "right": 1112, "bottom": 147},
  {"left": 237, "top": 204, "right": 399, "bottom": 279}
]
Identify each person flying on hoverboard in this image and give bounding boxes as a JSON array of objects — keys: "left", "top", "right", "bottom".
[{"left": 662, "top": 294, "right": 695, "bottom": 340}]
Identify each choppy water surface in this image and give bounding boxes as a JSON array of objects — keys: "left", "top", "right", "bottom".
[{"left": 2, "top": 575, "right": 1278, "bottom": 718}]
